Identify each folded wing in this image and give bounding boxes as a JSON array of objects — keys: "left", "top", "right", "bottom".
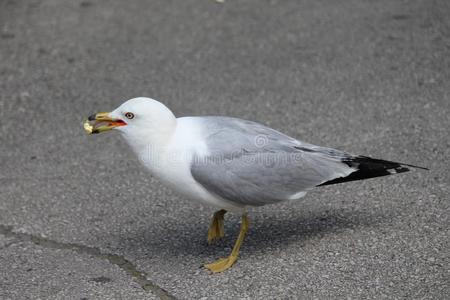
[{"left": 190, "top": 117, "right": 356, "bottom": 206}]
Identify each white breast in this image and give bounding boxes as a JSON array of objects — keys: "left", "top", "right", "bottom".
[{"left": 136, "top": 117, "right": 244, "bottom": 212}]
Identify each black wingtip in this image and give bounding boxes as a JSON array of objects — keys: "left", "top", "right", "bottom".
[
  {"left": 356, "top": 156, "right": 429, "bottom": 170},
  {"left": 318, "top": 156, "right": 428, "bottom": 187},
  {"left": 398, "top": 163, "right": 429, "bottom": 171},
  {"left": 391, "top": 166, "right": 410, "bottom": 174}
]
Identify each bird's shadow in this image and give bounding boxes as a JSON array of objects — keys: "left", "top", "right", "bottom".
[{"left": 111, "top": 207, "right": 390, "bottom": 260}]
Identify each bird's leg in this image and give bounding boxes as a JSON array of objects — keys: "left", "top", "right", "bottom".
[
  {"left": 207, "top": 209, "right": 227, "bottom": 244},
  {"left": 205, "top": 213, "right": 249, "bottom": 273}
]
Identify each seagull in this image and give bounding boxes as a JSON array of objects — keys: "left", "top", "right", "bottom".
[{"left": 83, "top": 97, "right": 427, "bottom": 273}]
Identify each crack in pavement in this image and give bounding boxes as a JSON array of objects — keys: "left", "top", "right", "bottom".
[{"left": 0, "top": 224, "right": 176, "bottom": 300}]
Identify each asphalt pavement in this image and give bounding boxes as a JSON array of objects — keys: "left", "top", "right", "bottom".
[{"left": 0, "top": 0, "right": 449, "bottom": 299}]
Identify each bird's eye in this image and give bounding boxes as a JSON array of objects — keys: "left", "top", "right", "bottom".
[{"left": 125, "top": 112, "right": 134, "bottom": 119}]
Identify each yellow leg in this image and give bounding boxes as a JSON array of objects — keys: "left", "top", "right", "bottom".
[
  {"left": 205, "top": 213, "right": 249, "bottom": 273},
  {"left": 207, "top": 209, "right": 227, "bottom": 244}
]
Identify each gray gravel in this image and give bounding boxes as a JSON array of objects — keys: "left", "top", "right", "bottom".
[
  {"left": 0, "top": 0, "right": 449, "bottom": 299},
  {"left": 0, "top": 234, "right": 156, "bottom": 300}
]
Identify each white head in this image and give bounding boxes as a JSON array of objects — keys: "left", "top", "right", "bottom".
[{"left": 84, "top": 97, "right": 177, "bottom": 150}]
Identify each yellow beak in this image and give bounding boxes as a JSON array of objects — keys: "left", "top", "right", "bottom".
[{"left": 83, "top": 112, "right": 127, "bottom": 134}]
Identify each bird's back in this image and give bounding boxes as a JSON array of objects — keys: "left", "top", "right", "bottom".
[{"left": 187, "top": 116, "right": 355, "bottom": 206}]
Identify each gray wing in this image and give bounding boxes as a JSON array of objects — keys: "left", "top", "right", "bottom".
[{"left": 190, "top": 117, "right": 356, "bottom": 206}]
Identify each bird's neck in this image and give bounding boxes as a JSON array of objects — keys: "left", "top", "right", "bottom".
[{"left": 119, "top": 122, "right": 176, "bottom": 162}]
